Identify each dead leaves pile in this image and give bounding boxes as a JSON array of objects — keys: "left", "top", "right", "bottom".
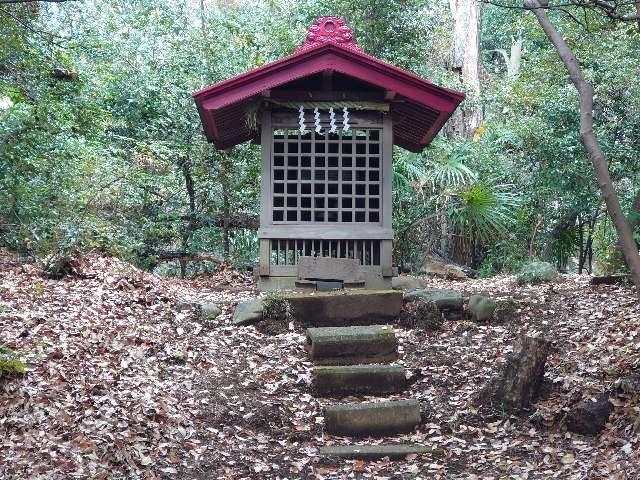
[{"left": 1, "top": 254, "right": 639, "bottom": 479}]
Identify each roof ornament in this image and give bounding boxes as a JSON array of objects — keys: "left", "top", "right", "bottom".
[{"left": 295, "top": 16, "right": 364, "bottom": 54}]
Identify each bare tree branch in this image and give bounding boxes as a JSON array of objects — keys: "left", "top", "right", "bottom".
[
  {"left": 480, "top": 0, "right": 640, "bottom": 20},
  {"left": 591, "top": 0, "right": 640, "bottom": 19},
  {"left": 0, "top": 0, "right": 76, "bottom": 3}
]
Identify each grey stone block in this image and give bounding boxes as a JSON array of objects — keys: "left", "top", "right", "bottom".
[
  {"left": 306, "top": 324, "right": 398, "bottom": 365},
  {"left": 232, "top": 298, "right": 263, "bottom": 326},
  {"left": 404, "top": 288, "right": 463, "bottom": 311},
  {"left": 319, "top": 443, "right": 443, "bottom": 460},
  {"left": 323, "top": 399, "right": 421, "bottom": 436},
  {"left": 286, "top": 289, "right": 402, "bottom": 327}
]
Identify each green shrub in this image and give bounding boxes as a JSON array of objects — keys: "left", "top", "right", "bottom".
[
  {"left": 257, "top": 292, "right": 292, "bottom": 335},
  {"left": 0, "top": 345, "right": 27, "bottom": 379},
  {"left": 516, "top": 261, "right": 559, "bottom": 285},
  {"left": 262, "top": 292, "right": 292, "bottom": 322}
]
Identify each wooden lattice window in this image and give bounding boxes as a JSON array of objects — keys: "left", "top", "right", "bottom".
[{"left": 271, "top": 128, "right": 382, "bottom": 224}]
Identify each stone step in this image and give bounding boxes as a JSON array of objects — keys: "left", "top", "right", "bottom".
[
  {"left": 319, "top": 443, "right": 443, "bottom": 460},
  {"left": 313, "top": 364, "right": 407, "bottom": 396},
  {"left": 287, "top": 289, "right": 402, "bottom": 327},
  {"left": 306, "top": 325, "right": 398, "bottom": 365},
  {"left": 323, "top": 399, "right": 421, "bottom": 437}
]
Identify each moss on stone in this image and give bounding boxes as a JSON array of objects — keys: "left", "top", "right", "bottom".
[{"left": 282, "top": 289, "right": 400, "bottom": 300}]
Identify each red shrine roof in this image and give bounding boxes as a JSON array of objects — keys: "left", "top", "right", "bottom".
[{"left": 193, "top": 17, "right": 464, "bottom": 152}]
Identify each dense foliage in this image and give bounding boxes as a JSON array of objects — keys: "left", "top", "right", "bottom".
[{"left": 1, "top": 0, "right": 638, "bottom": 276}]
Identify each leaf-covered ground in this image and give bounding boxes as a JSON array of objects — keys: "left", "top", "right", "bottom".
[{"left": 1, "top": 252, "right": 639, "bottom": 479}]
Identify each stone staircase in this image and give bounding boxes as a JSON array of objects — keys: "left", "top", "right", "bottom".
[
  {"left": 234, "top": 288, "right": 447, "bottom": 461},
  {"left": 306, "top": 321, "right": 435, "bottom": 461}
]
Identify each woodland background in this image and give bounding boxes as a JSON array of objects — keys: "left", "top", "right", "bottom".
[{"left": 1, "top": 0, "right": 639, "bottom": 278}]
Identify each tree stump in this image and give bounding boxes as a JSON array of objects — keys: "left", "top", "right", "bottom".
[{"left": 479, "top": 336, "right": 551, "bottom": 412}]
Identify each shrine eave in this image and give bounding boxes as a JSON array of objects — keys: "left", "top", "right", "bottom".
[{"left": 193, "top": 31, "right": 464, "bottom": 152}]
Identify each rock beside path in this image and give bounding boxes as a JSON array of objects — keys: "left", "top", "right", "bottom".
[
  {"left": 391, "top": 276, "right": 424, "bottom": 292},
  {"left": 232, "top": 298, "right": 263, "bottom": 325},
  {"left": 566, "top": 394, "right": 613, "bottom": 435},
  {"left": 468, "top": 294, "right": 497, "bottom": 322},
  {"left": 404, "top": 288, "right": 463, "bottom": 313},
  {"left": 199, "top": 303, "right": 221, "bottom": 321},
  {"left": 420, "top": 256, "right": 468, "bottom": 279}
]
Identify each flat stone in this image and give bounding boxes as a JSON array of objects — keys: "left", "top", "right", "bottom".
[
  {"left": 391, "top": 276, "right": 424, "bottom": 292},
  {"left": 313, "top": 364, "right": 407, "bottom": 396},
  {"left": 232, "top": 298, "right": 263, "bottom": 326},
  {"left": 298, "top": 256, "right": 361, "bottom": 282},
  {"left": 404, "top": 288, "right": 463, "bottom": 311},
  {"left": 323, "top": 399, "right": 421, "bottom": 436},
  {"left": 319, "top": 444, "right": 443, "bottom": 460},
  {"left": 285, "top": 289, "right": 402, "bottom": 327},
  {"left": 306, "top": 325, "right": 398, "bottom": 365}
]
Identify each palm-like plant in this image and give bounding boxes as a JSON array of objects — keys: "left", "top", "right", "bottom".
[
  {"left": 422, "top": 140, "right": 477, "bottom": 191},
  {"left": 449, "top": 181, "right": 521, "bottom": 243}
]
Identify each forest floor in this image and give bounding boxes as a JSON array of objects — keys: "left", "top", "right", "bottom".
[{"left": 1, "top": 250, "right": 639, "bottom": 480}]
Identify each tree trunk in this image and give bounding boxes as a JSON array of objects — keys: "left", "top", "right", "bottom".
[
  {"left": 447, "top": 0, "right": 483, "bottom": 138},
  {"left": 525, "top": 0, "right": 640, "bottom": 290},
  {"left": 179, "top": 157, "right": 197, "bottom": 278},
  {"left": 630, "top": 190, "right": 640, "bottom": 228},
  {"left": 222, "top": 190, "right": 230, "bottom": 257}
]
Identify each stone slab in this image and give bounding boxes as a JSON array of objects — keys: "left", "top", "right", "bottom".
[
  {"left": 404, "top": 288, "right": 463, "bottom": 311},
  {"left": 285, "top": 289, "right": 402, "bottom": 327},
  {"left": 313, "top": 364, "right": 407, "bottom": 396},
  {"left": 232, "top": 298, "right": 263, "bottom": 326},
  {"left": 319, "top": 444, "right": 442, "bottom": 460},
  {"left": 316, "top": 280, "right": 343, "bottom": 292},
  {"left": 297, "top": 256, "right": 361, "bottom": 282},
  {"left": 323, "top": 399, "right": 421, "bottom": 436},
  {"left": 306, "top": 325, "right": 398, "bottom": 365}
]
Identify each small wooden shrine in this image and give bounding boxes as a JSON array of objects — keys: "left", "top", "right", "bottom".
[{"left": 193, "top": 16, "right": 464, "bottom": 289}]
